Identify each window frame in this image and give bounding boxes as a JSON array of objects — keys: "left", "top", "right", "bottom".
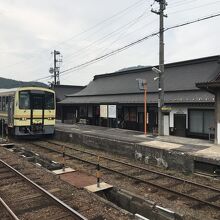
[
  {"left": 188, "top": 109, "right": 214, "bottom": 135},
  {"left": 19, "top": 91, "right": 30, "bottom": 109},
  {"left": 0, "top": 97, "right": 2, "bottom": 111}
]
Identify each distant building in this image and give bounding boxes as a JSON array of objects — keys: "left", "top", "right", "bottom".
[
  {"left": 59, "top": 55, "right": 220, "bottom": 141},
  {"left": 53, "top": 84, "right": 85, "bottom": 119}
]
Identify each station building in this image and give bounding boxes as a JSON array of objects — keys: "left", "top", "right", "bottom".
[
  {"left": 53, "top": 84, "right": 85, "bottom": 119},
  {"left": 59, "top": 55, "right": 220, "bottom": 141}
]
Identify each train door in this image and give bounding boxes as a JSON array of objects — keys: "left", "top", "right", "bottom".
[{"left": 8, "top": 96, "right": 14, "bottom": 127}]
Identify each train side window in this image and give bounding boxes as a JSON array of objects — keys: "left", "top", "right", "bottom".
[
  {"left": 2, "top": 97, "right": 6, "bottom": 111},
  {"left": 45, "top": 92, "right": 55, "bottom": 109},
  {"left": 19, "top": 91, "right": 30, "bottom": 109},
  {"left": 5, "top": 96, "right": 9, "bottom": 111},
  {"left": 0, "top": 97, "right": 2, "bottom": 111}
]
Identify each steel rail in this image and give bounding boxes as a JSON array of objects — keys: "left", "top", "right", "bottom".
[
  {"left": 0, "top": 197, "right": 20, "bottom": 220},
  {"left": 46, "top": 140, "right": 220, "bottom": 193},
  {"left": 0, "top": 159, "right": 87, "bottom": 220},
  {"left": 30, "top": 142, "right": 220, "bottom": 210}
]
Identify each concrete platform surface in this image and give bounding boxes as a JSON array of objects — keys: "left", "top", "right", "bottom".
[
  {"left": 55, "top": 122, "right": 220, "bottom": 172},
  {"left": 55, "top": 122, "right": 220, "bottom": 160}
]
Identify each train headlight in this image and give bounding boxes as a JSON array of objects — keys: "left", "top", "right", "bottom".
[{"left": 20, "top": 118, "right": 27, "bottom": 121}]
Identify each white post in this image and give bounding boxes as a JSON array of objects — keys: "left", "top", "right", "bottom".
[
  {"left": 217, "top": 123, "right": 220, "bottom": 144},
  {"left": 1, "top": 119, "right": 4, "bottom": 143}
]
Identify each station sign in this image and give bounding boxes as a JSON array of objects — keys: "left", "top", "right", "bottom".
[{"left": 161, "top": 106, "right": 172, "bottom": 112}]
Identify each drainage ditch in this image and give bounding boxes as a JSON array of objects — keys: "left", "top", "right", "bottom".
[
  {"left": 97, "top": 188, "right": 183, "bottom": 220},
  {"left": 194, "top": 160, "right": 220, "bottom": 177}
]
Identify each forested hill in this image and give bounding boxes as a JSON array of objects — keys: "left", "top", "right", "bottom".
[{"left": 0, "top": 77, "right": 47, "bottom": 89}]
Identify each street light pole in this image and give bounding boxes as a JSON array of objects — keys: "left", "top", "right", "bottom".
[{"left": 136, "top": 79, "right": 148, "bottom": 135}]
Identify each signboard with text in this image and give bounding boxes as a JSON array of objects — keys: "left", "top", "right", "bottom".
[
  {"left": 100, "top": 105, "right": 108, "bottom": 118},
  {"left": 108, "top": 105, "right": 117, "bottom": 118}
]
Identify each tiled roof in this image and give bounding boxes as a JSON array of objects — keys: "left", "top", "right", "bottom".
[
  {"left": 61, "top": 55, "right": 220, "bottom": 104},
  {"left": 53, "top": 85, "right": 85, "bottom": 101},
  {"left": 60, "top": 90, "right": 214, "bottom": 104}
]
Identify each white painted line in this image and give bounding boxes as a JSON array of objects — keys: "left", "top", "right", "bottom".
[
  {"left": 0, "top": 143, "right": 15, "bottom": 147},
  {"left": 35, "top": 163, "right": 42, "bottom": 167},
  {"left": 52, "top": 167, "right": 76, "bottom": 175},
  {"left": 84, "top": 182, "right": 113, "bottom": 192},
  {"left": 135, "top": 214, "right": 149, "bottom": 220}
]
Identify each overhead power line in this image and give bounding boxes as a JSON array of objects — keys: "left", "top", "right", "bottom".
[
  {"left": 55, "top": 0, "right": 146, "bottom": 47},
  {"left": 165, "top": 12, "right": 220, "bottom": 31},
  {"left": 63, "top": 8, "right": 149, "bottom": 63},
  {"left": 34, "top": 12, "right": 220, "bottom": 82},
  {"left": 169, "top": 0, "right": 220, "bottom": 15},
  {"left": 169, "top": 0, "right": 197, "bottom": 7},
  {"left": 60, "top": 13, "right": 220, "bottom": 75},
  {"left": 1, "top": 0, "right": 145, "bottom": 72}
]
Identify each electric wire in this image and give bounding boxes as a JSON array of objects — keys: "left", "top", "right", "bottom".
[
  {"left": 60, "top": 12, "right": 220, "bottom": 76},
  {"left": 63, "top": 9, "right": 149, "bottom": 62},
  {"left": 169, "top": 0, "right": 220, "bottom": 15},
  {"left": 34, "top": 12, "right": 220, "bottom": 82},
  {"left": 62, "top": 17, "right": 158, "bottom": 70},
  {"left": 53, "top": 0, "right": 146, "bottom": 48},
  {"left": 169, "top": 0, "right": 198, "bottom": 7},
  {"left": 1, "top": 0, "right": 146, "bottom": 72}
]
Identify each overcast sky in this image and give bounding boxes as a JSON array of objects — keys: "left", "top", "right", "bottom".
[{"left": 0, "top": 0, "right": 220, "bottom": 86}]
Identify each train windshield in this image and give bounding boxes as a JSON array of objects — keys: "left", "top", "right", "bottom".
[
  {"left": 19, "top": 91, "right": 30, "bottom": 109},
  {"left": 32, "top": 93, "right": 44, "bottom": 109},
  {"left": 19, "top": 91, "right": 54, "bottom": 109}
]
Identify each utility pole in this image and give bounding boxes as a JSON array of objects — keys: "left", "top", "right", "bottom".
[
  {"left": 54, "top": 50, "right": 57, "bottom": 85},
  {"left": 151, "top": 0, "right": 167, "bottom": 135},
  {"left": 49, "top": 50, "right": 62, "bottom": 86}
]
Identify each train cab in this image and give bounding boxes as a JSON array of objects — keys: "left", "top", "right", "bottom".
[{"left": 0, "top": 87, "right": 56, "bottom": 136}]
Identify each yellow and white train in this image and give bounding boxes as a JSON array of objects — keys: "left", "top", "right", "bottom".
[{"left": 0, "top": 86, "right": 55, "bottom": 136}]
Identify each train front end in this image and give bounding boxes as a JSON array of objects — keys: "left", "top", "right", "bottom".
[{"left": 14, "top": 87, "right": 55, "bottom": 136}]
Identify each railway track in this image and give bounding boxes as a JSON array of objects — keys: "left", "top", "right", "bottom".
[
  {"left": 0, "top": 159, "right": 87, "bottom": 220},
  {"left": 24, "top": 140, "right": 220, "bottom": 211},
  {"left": 0, "top": 197, "right": 19, "bottom": 220}
]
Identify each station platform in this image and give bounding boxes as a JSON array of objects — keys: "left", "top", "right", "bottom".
[{"left": 55, "top": 122, "right": 220, "bottom": 174}]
